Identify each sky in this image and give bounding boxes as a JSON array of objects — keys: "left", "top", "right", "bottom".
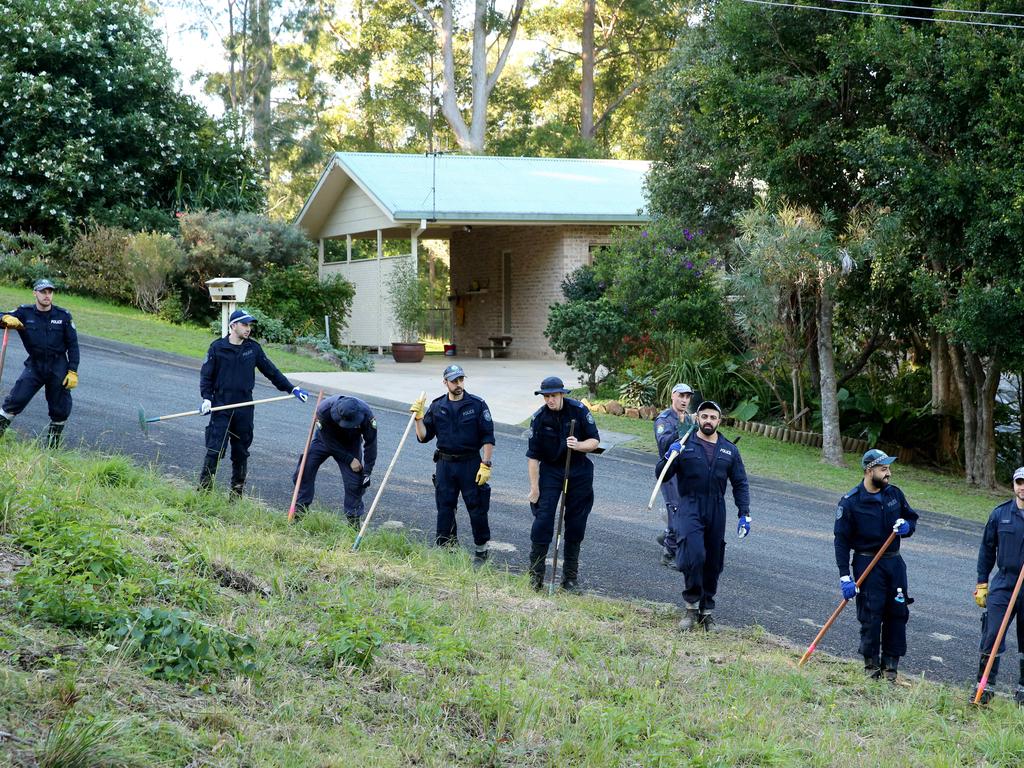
[{"left": 152, "top": 2, "right": 225, "bottom": 114}]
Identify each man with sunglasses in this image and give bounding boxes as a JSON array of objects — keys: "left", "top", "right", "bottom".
[
  {"left": 973, "top": 466, "right": 1024, "bottom": 705},
  {"left": 834, "top": 449, "right": 918, "bottom": 682}
]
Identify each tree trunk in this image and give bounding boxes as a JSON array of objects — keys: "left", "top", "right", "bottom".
[
  {"left": 581, "top": 0, "right": 596, "bottom": 140},
  {"left": 251, "top": 0, "right": 272, "bottom": 181},
  {"left": 930, "top": 329, "right": 961, "bottom": 466},
  {"left": 947, "top": 341, "right": 999, "bottom": 488},
  {"left": 817, "top": 287, "right": 845, "bottom": 466}
]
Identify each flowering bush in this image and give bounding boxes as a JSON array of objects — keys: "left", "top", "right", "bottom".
[
  {"left": 592, "top": 218, "right": 730, "bottom": 358},
  {"left": 0, "top": 0, "right": 261, "bottom": 237}
]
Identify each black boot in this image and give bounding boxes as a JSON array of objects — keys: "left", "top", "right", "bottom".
[
  {"left": 974, "top": 654, "right": 998, "bottom": 705},
  {"left": 864, "top": 655, "right": 882, "bottom": 680},
  {"left": 881, "top": 655, "right": 899, "bottom": 683},
  {"left": 0, "top": 413, "right": 11, "bottom": 438},
  {"left": 45, "top": 421, "right": 65, "bottom": 449},
  {"left": 561, "top": 540, "right": 581, "bottom": 593},
  {"left": 473, "top": 545, "right": 489, "bottom": 567},
  {"left": 229, "top": 459, "right": 247, "bottom": 499},
  {"left": 699, "top": 611, "right": 717, "bottom": 632},
  {"left": 528, "top": 543, "right": 548, "bottom": 592},
  {"left": 197, "top": 454, "right": 218, "bottom": 491},
  {"left": 1016, "top": 659, "right": 1024, "bottom": 706},
  {"left": 679, "top": 604, "right": 700, "bottom": 632}
]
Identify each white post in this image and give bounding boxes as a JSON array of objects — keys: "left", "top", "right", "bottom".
[
  {"left": 317, "top": 238, "right": 325, "bottom": 280},
  {"left": 376, "top": 229, "right": 383, "bottom": 356},
  {"left": 221, "top": 302, "right": 236, "bottom": 338},
  {"left": 324, "top": 314, "right": 330, "bottom": 345},
  {"left": 346, "top": 234, "right": 352, "bottom": 263}
]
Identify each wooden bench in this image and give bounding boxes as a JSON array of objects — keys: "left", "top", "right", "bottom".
[{"left": 478, "top": 335, "right": 513, "bottom": 358}]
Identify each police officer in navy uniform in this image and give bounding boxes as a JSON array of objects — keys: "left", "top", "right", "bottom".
[
  {"left": 664, "top": 400, "right": 750, "bottom": 631},
  {"left": 654, "top": 383, "right": 696, "bottom": 567},
  {"left": 0, "top": 279, "right": 80, "bottom": 448},
  {"left": 972, "top": 466, "right": 1024, "bottom": 705},
  {"left": 292, "top": 394, "right": 378, "bottom": 525},
  {"left": 525, "top": 376, "right": 601, "bottom": 592},
  {"left": 198, "top": 308, "right": 308, "bottom": 495},
  {"left": 410, "top": 364, "right": 494, "bottom": 564},
  {"left": 834, "top": 449, "right": 918, "bottom": 682}
]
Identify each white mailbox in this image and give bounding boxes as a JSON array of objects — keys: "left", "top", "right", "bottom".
[
  {"left": 206, "top": 277, "right": 251, "bottom": 304},
  {"left": 206, "top": 277, "right": 252, "bottom": 337}
]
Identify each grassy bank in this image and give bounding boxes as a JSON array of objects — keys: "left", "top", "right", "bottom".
[
  {"left": 0, "top": 285, "right": 342, "bottom": 373},
  {"left": 2, "top": 439, "right": 1024, "bottom": 767},
  {"left": 593, "top": 412, "right": 1004, "bottom": 525}
]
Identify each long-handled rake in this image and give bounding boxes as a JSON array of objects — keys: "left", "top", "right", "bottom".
[
  {"left": 352, "top": 391, "right": 425, "bottom": 552},
  {"left": 549, "top": 420, "right": 577, "bottom": 595},
  {"left": 138, "top": 394, "right": 297, "bottom": 435},
  {"left": 288, "top": 389, "right": 325, "bottom": 522}
]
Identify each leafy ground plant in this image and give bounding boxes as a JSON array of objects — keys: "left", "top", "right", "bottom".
[{"left": 3, "top": 438, "right": 1024, "bottom": 767}]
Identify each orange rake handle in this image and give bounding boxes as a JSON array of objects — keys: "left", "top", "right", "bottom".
[
  {"left": 288, "top": 389, "right": 325, "bottom": 522},
  {"left": 974, "top": 564, "right": 1024, "bottom": 703},
  {"left": 799, "top": 530, "right": 898, "bottom": 666}
]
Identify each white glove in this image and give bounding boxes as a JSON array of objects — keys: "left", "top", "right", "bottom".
[{"left": 200, "top": 399, "right": 212, "bottom": 415}]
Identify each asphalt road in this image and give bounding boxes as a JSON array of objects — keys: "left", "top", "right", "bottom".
[{"left": 2, "top": 336, "right": 996, "bottom": 693}]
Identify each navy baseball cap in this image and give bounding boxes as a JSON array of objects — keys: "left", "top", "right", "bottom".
[
  {"left": 331, "top": 397, "right": 362, "bottom": 428},
  {"left": 696, "top": 399, "right": 721, "bottom": 413},
  {"left": 535, "top": 376, "right": 570, "bottom": 395},
  {"left": 862, "top": 449, "right": 897, "bottom": 470},
  {"left": 33, "top": 278, "right": 55, "bottom": 291},
  {"left": 228, "top": 309, "right": 256, "bottom": 325},
  {"left": 443, "top": 364, "right": 465, "bottom": 381}
]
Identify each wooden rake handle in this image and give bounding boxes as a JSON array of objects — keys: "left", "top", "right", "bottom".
[
  {"left": 647, "top": 423, "right": 696, "bottom": 510},
  {"left": 352, "top": 391, "right": 425, "bottom": 552}
]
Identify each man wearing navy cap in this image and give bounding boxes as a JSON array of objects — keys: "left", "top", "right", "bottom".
[
  {"left": 410, "top": 364, "right": 495, "bottom": 563},
  {"left": 0, "top": 278, "right": 79, "bottom": 448},
  {"left": 291, "top": 394, "right": 377, "bottom": 525},
  {"left": 525, "top": 376, "right": 601, "bottom": 591},
  {"left": 197, "top": 308, "right": 309, "bottom": 496},
  {"left": 664, "top": 399, "right": 750, "bottom": 630},
  {"left": 654, "top": 383, "right": 696, "bottom": 567},
  {"left": 834, "top": 448, "right": 919, "bottom": 682},
  {"left": 972, "top": 466, "right": 1024, "bottom": 705}
]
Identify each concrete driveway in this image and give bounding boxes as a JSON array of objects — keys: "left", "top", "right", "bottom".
[{"left": 294, "top": 355, "right": 580, "bottom": 425}]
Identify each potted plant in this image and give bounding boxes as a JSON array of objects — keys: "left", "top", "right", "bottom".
[{"left": 386, "top": 257, "right": 427, "bottom": 362}]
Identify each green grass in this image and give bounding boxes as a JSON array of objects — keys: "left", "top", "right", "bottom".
[
  {"left": 2, "top": 438, "right": 1024, "bottom": 767},
  {"left": 593, "top": 412, "right": 1005, "bottom": 524},
  {"left": 0, "top": 285, "right": 342, "bottom": 373}
]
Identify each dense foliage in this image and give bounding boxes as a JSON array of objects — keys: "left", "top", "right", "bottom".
[{"left": 0, "top": 0, "right": 262, "bottom": 237}]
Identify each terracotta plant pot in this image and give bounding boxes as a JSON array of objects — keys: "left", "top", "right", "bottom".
[{"left": 391, "top": 342, "right": 426, "bottom": 363}]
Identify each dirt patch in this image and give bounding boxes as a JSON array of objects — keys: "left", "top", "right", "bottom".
[
  {"left": 11, "top": 643, "right": 86, "bottom": 670},
  {"left": 212, "top": 561, "right": 271, "bottom": 597},
  {"left": 0, "top": 546, "right": 29, "bottom": 588}
]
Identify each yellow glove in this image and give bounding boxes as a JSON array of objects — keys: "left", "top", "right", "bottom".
[
  {"left": 62, "top": 371, "right": 78, "bottom": 390},
  {"left": 409, "top": 394, "right": 426, "bottom": 420},
  {"left": 475, "top": 462, "right": 491, "bottom": 486},
  {"left": 1, "top": 314, "right": 23, "bottom": 330},
  {"left": 974, "top": 583, "right": 988, "bottom": 608}
]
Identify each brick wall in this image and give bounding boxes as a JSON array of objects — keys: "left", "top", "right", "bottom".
[{"left": 450, "top": 225, "right": 615, "bottom": 359}]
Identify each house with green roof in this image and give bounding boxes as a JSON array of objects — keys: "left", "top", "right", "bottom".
[{"left": 295, "top": 152, "right": 651, "bottom": 359}]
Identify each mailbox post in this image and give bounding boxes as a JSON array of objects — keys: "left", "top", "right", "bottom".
[{"left": 205, "top": 278, "right": 252, "bottom": 337}]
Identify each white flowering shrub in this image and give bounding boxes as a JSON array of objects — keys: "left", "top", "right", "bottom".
[{"left": 0, "top": 0, "right": 263, "bottom": 237}]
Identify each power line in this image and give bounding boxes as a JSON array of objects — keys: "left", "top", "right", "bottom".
[
  {"left": 739, "top": 0, "right": 1024, "bottom": 30},
  {"left": 825, "top": 0, "right": 1024, "bottom": 19}
]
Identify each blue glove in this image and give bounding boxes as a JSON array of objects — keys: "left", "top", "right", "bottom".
[
  {"left": 665, "top": 440, "right": 682, "bottom": 459},
  {"left": 893, "top": 518, "right": 910, "bottom": 535},
  {"left": 840, "top": 576, "right": 858, "bottom": 601},
  {"left": 737, "top": 515, "right": 751, "bottom": 538},
  {"left": 292, "top": 387, "right": 309, "bottom": 402}
]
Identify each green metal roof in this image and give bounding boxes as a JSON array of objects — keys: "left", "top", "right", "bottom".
[{"left": 333, "top": 152, "right": 650, "bottom": 223}]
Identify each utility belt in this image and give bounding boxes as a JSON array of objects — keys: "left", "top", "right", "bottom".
[
  {"left": 854, "top": 550, "right": 899, "bottom": 559},
  {"left": 433, "top": 450, "right": 477, "bottom": 463}
]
